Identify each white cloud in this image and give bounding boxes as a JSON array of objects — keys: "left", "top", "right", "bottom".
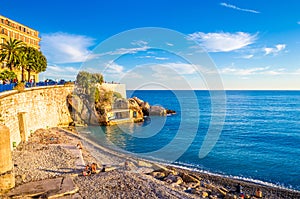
[
  {"left": 131, "top": 40, "right": 148, "bottom": 46},
  {"left": 122, "top": 72, "right": 143, "bottom": 79},
  {"left": 166, "top": 42, "right": 174, "bottom": 46},
  {"left": 220, "top": 67, "right": 269, "bottom": 75},
  {"left": 220, "top": 66, "right": 288, "bottom": 76},
  {"left": 47, "top": 65, "right": 65, "bottom": 72},
  {"left": 152, "top": 63, "right": 197, "bottom": 75},
  {"left": 220, "top": 2, "right": 260, "bottom": 14},
  {"left": 137, "top": 55, "right": 154, "bottom": 59},
  {"left": 65, "top": 66, "right": 79, "bottom": 73},
  {"left": 264, "top": 44, "right": 286, "bottom": 55},
  {"left": 39, "top": 65, "right": 78, "bottom": 80},
  {"left": 41, "top": 32, "right": 94, "bottom": 64},
  {"left": 103, "top": 62, "right": 124, "bottom": 74},
  {"left": 242, "top": 54, "right": 254, "bottom": 59},
  {"left": 137, "top": 55, "right": 169, "bottom": 60},
  {"left": 46, "top": 65, "right": 78, "bottom": 73},
  {"left": 188, "top": 32, "right": 257, "bottom": 52},
  {"left": 97, "top": 46, "right": 150, "bottom": 56},
  {"left": 154, "top": 57, "right": 169, "bottom": 60}
]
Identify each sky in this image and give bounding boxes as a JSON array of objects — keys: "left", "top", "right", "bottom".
[{"left": 1, "top": 0, "right": 300, "bottom": 90}]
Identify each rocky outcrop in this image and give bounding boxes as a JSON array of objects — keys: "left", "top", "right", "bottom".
[
  {"left": 129, "top": 97, "right": 175, "bottom": 117},
  {"left": 67, "top": 93, "right": 176, "bottom": 126},
  {"left": 67, "top": 94, "right": 100, "bottom": 125},
  {"left": 149, "top": 106, "right": 167, "bottom": 116},
  {"left": 128, "top": 98, "right": 144, "bottom": 122}
]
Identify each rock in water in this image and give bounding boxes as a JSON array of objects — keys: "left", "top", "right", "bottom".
[{"left": 149, "top": 106, "right": 167, "bottom": 116}]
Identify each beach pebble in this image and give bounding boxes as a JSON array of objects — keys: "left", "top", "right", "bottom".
[
  {"left": 137, "top": 160, "right": 153, "bottom": 167},
  {"left": 124, "top": 161, "right": 137, "bottom": 171},
  {"left": 151, "top": 171, "right": 165, "bottom": 179}
]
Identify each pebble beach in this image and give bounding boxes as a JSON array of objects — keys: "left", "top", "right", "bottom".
[{"left": 4, "top": 127, "right": 300, "bottom": 199}]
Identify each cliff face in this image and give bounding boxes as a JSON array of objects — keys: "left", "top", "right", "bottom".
[
  {"left": 67, "top": 93, "right": 170, "bottom": 126},
  {"left": 67, "top": 94, "right": 100, "bottom": 126},
  {"left": 67, "top": 82, "right": 172, "bottom": 126},
  {"left": 67, "top": 84, "right": 133, "bottom": 126}
]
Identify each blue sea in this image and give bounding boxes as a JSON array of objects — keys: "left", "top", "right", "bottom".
[{"left": 78, "top": 90, "right": 300, "bottom": 191}]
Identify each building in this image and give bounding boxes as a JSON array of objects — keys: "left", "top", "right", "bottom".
[
  {"left": 0, "top": 15, "right": 41, "bottom": 82},
  {"left": 0, "top": 15, "right": 40, "bottom": 50}
]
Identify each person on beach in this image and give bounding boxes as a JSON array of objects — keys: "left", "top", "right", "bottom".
[
  {"left": 91, "top": 163, "right": 99, "bottom": 174},
  {"left": 236, "top": 183, "right": 243, "bottom": 193},
  {"left": 76, "top": 142, "right": 83, "bottom": 150},
  {"left": 83, "top": 164, "right": 91, "bottom": 176},
  {"left": 255, "top": 188, "right": 263, "bottom": 198}
]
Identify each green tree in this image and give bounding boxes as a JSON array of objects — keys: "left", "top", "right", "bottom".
[
  {"left": 0, "top": 70, "right": 16, "bottom": 81},
  {"left": 0, "top": 38, "right": 24, "bottom": 70},
  {"left": 25, "top": 47, "right": 47, "bottom": 82},
  {"left": 18, "top": 48, "right": 30, "bottom": 82},
  {"left": 76, "top": 71, "right": 104, "bottom": 94},
  {"left": 18, "top": 46, "right": 47, "bottom": 82}
]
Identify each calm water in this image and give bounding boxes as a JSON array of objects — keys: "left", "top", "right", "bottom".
[{"left": 79, "top": 90, "right": 300, "bottom": 191}]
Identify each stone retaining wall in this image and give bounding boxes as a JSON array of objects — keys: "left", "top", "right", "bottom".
[{"left": 0, "top": 85, "right": 74, "bottom": 150}]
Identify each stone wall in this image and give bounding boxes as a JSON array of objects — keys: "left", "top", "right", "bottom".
[{"left": 0, "top": 85, "right": 74, "bottom": 150}]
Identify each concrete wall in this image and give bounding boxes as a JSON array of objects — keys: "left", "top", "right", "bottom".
[{"left": 0, "top": 85, "right": 74, "bottom": 150}]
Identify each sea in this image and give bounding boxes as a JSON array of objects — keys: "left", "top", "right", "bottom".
[{"left": 78, "top": 90, "right": 300, "bottom": 191}]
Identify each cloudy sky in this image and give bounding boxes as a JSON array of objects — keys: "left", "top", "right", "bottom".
[{"left": 1, "top": 0, "right": 300, "bottom": 90}]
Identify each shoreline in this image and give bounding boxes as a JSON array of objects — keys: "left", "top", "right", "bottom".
[
  {"left": 71, "top": 127, "right": 300, "bottom": 198},
  {"left": 4, "top": 127, "right": 300, "bottom": 199},
  {"left": 76, "top": 126, "right": 300, "bottom": 194}
]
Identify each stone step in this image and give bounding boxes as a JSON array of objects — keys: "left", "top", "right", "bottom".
[{"left": 6, "top": 176, "right": 78, "bottom": 198}]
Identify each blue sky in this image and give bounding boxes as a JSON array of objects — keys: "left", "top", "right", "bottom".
[{"left": 1, "top": 0, "right": 300, "bottom": 90}]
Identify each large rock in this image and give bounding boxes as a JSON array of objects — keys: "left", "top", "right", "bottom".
[
  {"left": 164, "top": 174, "right": 183, "bottom": 185},
  {"left": 132, "top": 97, "right": 144, "bottom": 106},
  {"left": 113, "top": 98, "right": 128, "bottom": 109},
  {"left": 67, "top": 94, "right": 100, "bottom": 125},
  {"left": 141, "top": 101, "right": 150, "bottom": 116},
  {"left": 128, "top": 98, "right": 144, "bottom": 122},
  {"left": 149, "top": 106, "right": 167, "bottom": 116}
]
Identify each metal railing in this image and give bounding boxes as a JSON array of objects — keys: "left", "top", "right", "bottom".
[
  {"left": 0, "top": 81, "right": 73, "bottom": 92},
  {"left": 0, "top": 83, "right": 16, "bottom": 92}
]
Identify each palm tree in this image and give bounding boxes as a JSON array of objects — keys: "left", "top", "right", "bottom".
[
  {"left": 0, "top": 38, "right": 24, "bottom": 71},
  {"left": 24, "top": 47, "right": 47, "bottom": 82},
  {"left": 18, "top": 48, "right": 30, "bottom": 82}
]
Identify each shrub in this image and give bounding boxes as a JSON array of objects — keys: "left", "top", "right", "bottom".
[
  {"left": 64, "top": 81, "right": 74, "bottom": 86},
  {"left": 13, "top": 82, "right": 25, "bottom": 92},
  {"left": 113, "top": 92, "right": 122, "bottom": 99}
]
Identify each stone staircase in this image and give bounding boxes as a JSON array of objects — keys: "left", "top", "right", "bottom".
[{"left": 4, "top": 144, "right": 85, "bottom": 198}]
